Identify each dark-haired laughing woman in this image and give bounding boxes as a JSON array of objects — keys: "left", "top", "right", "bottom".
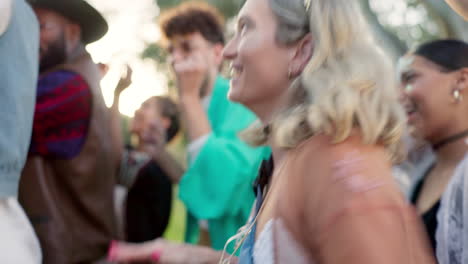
[{"left": 399, "top": 39, "right": 468, "bottom": 264}]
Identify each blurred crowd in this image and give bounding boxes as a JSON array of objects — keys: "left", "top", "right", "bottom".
[{"left": 1, "top": 0, "right": 468, "bottom": 263}]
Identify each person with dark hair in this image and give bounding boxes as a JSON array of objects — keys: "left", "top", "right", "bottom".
[
  {"left": 399, "top": 39, "right": 468, "bottom": 263},
  {"left": 159, "top": 1, "right": 225, "bottom": 48},
  {"left": 18, "top": 0, "right": 119, "bottom": 263},
  {"left": 0, "top": 0, "right": 42, "bottom": 262},
  {"left": 124, "top": 96, "right": 182, "bottom": 242},
  {"left": 111, "top": 69, "right": 183, "bottom": 243},
  {"left": 156, "top": 1, "right": 270, "bottom": 253}
]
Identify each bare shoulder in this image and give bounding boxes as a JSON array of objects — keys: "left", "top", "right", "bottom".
[
  {"left": 292, "top": 133, "right": 392, "bottom": 181},
  {"left": 277, "top": 133, "right": 406, "bottom": 253},
  {"left": 0, "top": 0, "right": 12, "bottom": 36},
  {"left": 280, "top": 133, "right": 396, "bottom": 214},
  {"left": 292, "top": 133, "right": 402, "bottom": 217}
]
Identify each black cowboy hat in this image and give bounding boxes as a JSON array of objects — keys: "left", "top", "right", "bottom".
[{"left": 28, "top": 0, "right": 108, "bottom": 44}]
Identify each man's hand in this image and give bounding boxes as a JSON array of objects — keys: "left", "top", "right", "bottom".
[
  {"left": 0, "top": 0, "right": 12, "bottom": 36},
  {"left": 173, "top": 51, "right": 208, "bottom": 100}
]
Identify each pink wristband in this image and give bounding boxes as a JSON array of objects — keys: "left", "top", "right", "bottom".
[
  {"left": 107, "top": 241, "right": 118, "bottom": 261},
  {"left": 151, "top": 250, "right": 162, "bottom": 262}
]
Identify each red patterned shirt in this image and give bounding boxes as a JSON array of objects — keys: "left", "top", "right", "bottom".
[{"left": 29, "top": 70, "right": 91, "bottom": 159}]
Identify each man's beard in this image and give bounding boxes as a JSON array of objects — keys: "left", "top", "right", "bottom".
[{"left": 39, "top": 33, "right": 67, "bottom": 73}]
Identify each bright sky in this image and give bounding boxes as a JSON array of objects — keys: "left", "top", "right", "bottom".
[{"left": 86, "top": 0, "right": 166, "bottom": 117}]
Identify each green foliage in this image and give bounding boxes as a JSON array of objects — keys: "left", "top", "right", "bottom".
[{"left": 142, "top": 43, "right": 168, "bottom": 62}]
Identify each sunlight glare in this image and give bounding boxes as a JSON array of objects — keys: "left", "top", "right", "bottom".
[{"left": 86, "top": 0, "right": 164, "bottom": 117}]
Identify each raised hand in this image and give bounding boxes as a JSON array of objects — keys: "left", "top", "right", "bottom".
[
  {"left": 172, "top": 50, "right": 209, "bottom": 99},
  {"left": 115, "top": 64, "right": 133, "bottom": 96}
]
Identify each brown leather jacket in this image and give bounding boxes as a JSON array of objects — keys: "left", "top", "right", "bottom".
[{"left": 19, "top": 53, "right": 118, "bottom": 264}]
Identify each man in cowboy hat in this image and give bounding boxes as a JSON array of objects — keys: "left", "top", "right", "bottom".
[
  {"left": 446, "top": 0, "right": 468, "bottom": 20},
  {"left": 0, "top": 0, "right": 42, "bottom": 263},
  {"left": 18, "top": 0, "right": 118, "bottom": 263}
]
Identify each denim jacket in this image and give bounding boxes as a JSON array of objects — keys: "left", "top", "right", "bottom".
[{"left": 0, "top": 0, "right": 39, "bottom": 197}]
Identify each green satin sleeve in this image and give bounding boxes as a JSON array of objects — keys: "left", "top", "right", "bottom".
[{"left": 179, "top": 133, "right": 270, "bottom": 220}]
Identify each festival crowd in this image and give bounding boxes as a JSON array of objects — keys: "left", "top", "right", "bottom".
[{"left": 2, "top": 0, "right": 468, "bottom": 263}]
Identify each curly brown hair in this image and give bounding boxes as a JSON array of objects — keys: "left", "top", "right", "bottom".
[{"left": 159, "top": 1, "right": 225, "bottom": 45}]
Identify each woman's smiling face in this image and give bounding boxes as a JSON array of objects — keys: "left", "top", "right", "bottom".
[
  {"left": 399, "top": 55, "right": 461, "bottom": 142},
  {"left": 223, "top": 0, "right": 293, "bottom": 109}
]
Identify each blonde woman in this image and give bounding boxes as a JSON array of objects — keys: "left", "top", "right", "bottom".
[{"left": 110, "top": 0, "right": 435, "bottom": 263}]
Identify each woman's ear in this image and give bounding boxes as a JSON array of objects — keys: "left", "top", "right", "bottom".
[{"left": 289, "top": 33, "right": 314, "bottom": 77}]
